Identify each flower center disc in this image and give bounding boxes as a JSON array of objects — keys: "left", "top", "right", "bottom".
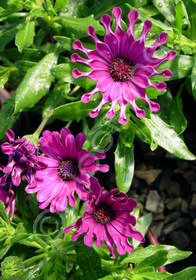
[
  {"left": 93, "top": 204, "right": 112, "bottom": 224},
  {"left": 109, "top": 58, "right": 133, "bottom": 82},
  {"left": 58, "top": 160, "right": 78, "bottom": 181}
]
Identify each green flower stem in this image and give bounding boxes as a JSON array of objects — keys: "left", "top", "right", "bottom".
[
  {"left": 174, "top": 39, "right": 196, "bottom": 49},
  {"left": 65, "top": 121, "right": 72, "bottom": 129},
  {"left": 26, "top": 109, "right": 54, "bottom": 145},
  {"left": 101, "top": 259, "right": 114, "bottom": 266},
  {"left": 35, "top": 109, "right": 54, "bottom": 136},
  {"left": 24, "top": 252, "right": 48, "bottom": 266},
  {"left": 10, "top": 13, "right": 27, "bottom": 17},
  {"left": 69, "top": 85, "right": 80, "bottom": 96}
]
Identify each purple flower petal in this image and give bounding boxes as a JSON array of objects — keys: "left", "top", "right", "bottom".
[
  {"left": 75, "top": 133, "right": 86, "bottom": 151},
  {"left": 71, "top": 6, "right": 176, "bottom": 123},
  {"left": 26, "top": 130, "right": 108, "bottom": 212},
  {"left": 64, "top": 178, "right": 144, "bottom": 258}
]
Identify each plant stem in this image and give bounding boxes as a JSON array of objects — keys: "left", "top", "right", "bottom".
[
  {"left": 146, "top": 228, "right": 166, "bottom": 272},
  {"left": 34, "top": 109, "right": 54, "bottom": 138},
  {"left": 65, "top": 121, "right": 72, "bottom": 128},
  {"left": 174, "top": 39, "right": 196, "bottom": 49},
  {"left": 69, "top": 85, "right": 80, "bottom": 96},
  {"left": 24, "top": 252, "right": 48, "bottom": 266}
]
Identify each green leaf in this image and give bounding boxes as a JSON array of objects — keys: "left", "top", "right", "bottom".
[
  {"left": 42, "top": 83, "right": 70, "bottom": 119},
  {"left": 0, "top": 95, "right": 20, "bottom": 140},
  {"left": 191, "top": 54, "right": 196, "bottom": 100},
  {"left": 152, "top": 0, "right": 175, "bottom": 24},
  {"left": 121, "top": 244, "right": 191, "bottom": 266},
  {"left": 133, "top": 250, "right": 168, "bottom": 272},
  {"left": 166, "top": 266, "right": 196, "bottom": 280},
  {"left": 134, "top": 270, "right": 171, "bottom": 279},
  {"left": 39, "top": 256, "right": 67, "bottom": 280},
  {"left": 15, "top": 20, "right": 35, "bottom": 53},
  {"left": 0, "top": 0, "right": 23, "bottom": 11},
  {"left": 15, "top": 60, "right": 36, "bottom": 72},
  {"left": 59, "top": 0, "right": 87, "bottom": 17},
  {"left": 93, "top": 0, "right": 147, "bottom": 19},
  {"left": 0, "top": 215, "right": 15, "bottom": 259},
  {"left": 53, "top": 35, "right": 72, "bottom": 52},
  {"left": 75, "top": 240, "right": 106, "bottom": 280},
  {"left": 0, "top": 23, "right": 18, "bottom": 52},
  {"left": 54, "top": 0, "right": 68, "bottom": 12},
  {"left": 83, "top": 111, "right": 119, "bottom": 152},
  {"left": 14, "top": 52, "right": 58, "bottom": 114},
  {"left": 4, "top": 48, "right": 44, "bottom": 62},
  {"left": 114, "top": 129, "right": 135, "bottom": 193},
  {"left": 0, "top": 201, "right": 9, "bottom": 223},
  {"left": 0, "top": 66, "right": 11, "bottom": 89},
  {"left": 141, "top": 113, "right": 195, "bottom": 160},
  {"left": 54, "top": 15, "right": 104, "bottom": 38},
  {"left": 182, "top": 0, "right": 196, "bottom": 41},
  {"left": 126, "top": 3, "right": 173, "bottom": 33},
  {"left": 175, "top": 1, "right": 184, "bottom": 40},
  {"left": 1, "top": 256, "right": 24, "bottom": 279},
  {"left": 155, "top": 55, "right": 194, "bottom": 81},
  {"left": 51, "top": 63, "right": 96, "bottom": 90},
  {"left": 129, "top": 114, "right": 155, "bottom": 148},
  {"left": 52, "top": 97, "right": 100, "bottom": 122},
  {"left": 169, "top": 87, "right": 187, "bottom": 135},
  {"left": 0, "top": 0, "right": 7, "bottom": 8},
  {"left": 132, "top": 213, "right": 152, "bottom": 248},
  {"left": 0, "top": 237, "right": 12, "bottom": 260}
]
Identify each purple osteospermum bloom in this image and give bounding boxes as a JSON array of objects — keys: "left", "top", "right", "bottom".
[
  {"left": 25, "top": 128, "right": 109, "bottom": 213},
  {"left": 1, "top": 130, "right": 45, "bottom": 186},
  {"left": 63, "top": 177, "right": 145, "bottom": 258},
  {"left": 71, "top": 7, "right": 176, "bottom": 124},
  {"left": 0, "top": 166, "right": 16, "bottom": 221}
]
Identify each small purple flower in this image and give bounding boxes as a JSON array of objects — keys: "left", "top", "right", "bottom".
[
  {"left": 71, "top": 7, "right": 176, "bottom": 124},
  {"left": 1, "top": 130, "right": 45, "bottom": 186},
  {"left": 25, "top": 128, "right": 109, "bottom": 213},
  {"left": 63, "top": 177, "right": 145, "bottom": 258},
  {"left": 0, "top": 166, "right": 16, "bottom": 221}
]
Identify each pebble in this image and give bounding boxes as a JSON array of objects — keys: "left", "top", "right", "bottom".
[
  {"left": 135, "top": 169, "right": 162, "bottom": 185},
  {"left": 183, "top": 171, "right": 196, "bottom": 186},
  {"left": 176, "top": 160, "right": 188, "bottom": 170},
  {"left": 190, "top": 229, "right": 196, "bottom": 240},
  {"left": 166, "top": 197, "right": 182, "bottom": 210},
  {"left": 157, "top": 200, "right": 165, "bottom": 214},
  {"left": 164, "top": 211, "right": 181, "bottom": 224},
  {"left": 168, "top": 230, "right": 190, "bottom": 250},
  {"left": 166, "top": 181, "right": 181, "bottom": 197},
  {"left": 151, "top": 221, "right": 164, "bottom": 239},
  {"left": 191, "top": 182, "right": 196, "bottom": 192},
  {"left": 181, "top": 199, "right": 189, "bottom": 213},
  {"left": 153, "top": 213, "right": 165, "bottom": 222},
  {"left": 163, "top": 217, "right": 190, "bottom": 235},
  {"left": 192, "top": 218, "right": 196, "bottom": 228},
  {"left": 190, "top": 193, "right": 196, "bottom": 210},
  {"left": 159, "top": 168, "right": 172, "bottom": 191},
  {"left": 145, "top": 190, "right": 161, "bottom": 212}
]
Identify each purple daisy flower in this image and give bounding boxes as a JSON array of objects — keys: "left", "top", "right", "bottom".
[
  {"left": 1, "top": 130, "right": 45, "bottom": 186},
  {"left": 63, "top": 177, "right": 145, "bottom": 258},
  {"left": 0, "top": 166, "right": 16, "bottom": 221},
  {"left": 25, "top": 128, "right": 109, "bottom": 213},
  {"left": 71, "top": 7, "right": 176, "bottom": 124}
]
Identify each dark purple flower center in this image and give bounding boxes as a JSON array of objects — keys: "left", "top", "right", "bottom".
[
  {"left": 58, "top": 160, "right": 78, "bottom": 181},
  {"left": 93, "top": 204, "right": 113, "bottom": 224},
  {"left": 110, "top": 58, "right": 133, "bottom": 82}
]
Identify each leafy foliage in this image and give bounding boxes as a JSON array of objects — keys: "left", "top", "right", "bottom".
[{"left": 0, "top": 0, "right": 196, "bottom": 279}]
